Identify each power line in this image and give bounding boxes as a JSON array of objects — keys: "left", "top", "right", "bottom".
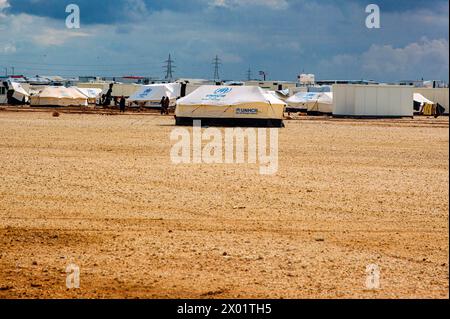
[
  {"left": 212, "top": 55, "right": 221, "bottom": 81},
  {"left": 163, "top": 54, "right": 175, "bottom": 82}
]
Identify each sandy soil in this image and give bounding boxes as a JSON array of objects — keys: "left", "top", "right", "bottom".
[{"left": 0, "top": 110, "right": 448, "bottom": 299}]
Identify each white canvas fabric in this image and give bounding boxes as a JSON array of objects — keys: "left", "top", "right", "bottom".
[
  {"left": 287, "top": 92, "right": 332, "bottom": 104},
  {"left": 286, "top": 92, "right": 333, "bottom": 113},
  {"left": 10, "top": 81, "right": 30, "bottom": 102},
  {"left": 263, "top": 91, "right": 288, "bottom": 106},
  {"left": 27, "top": 77, "right": 51, "bottom": 85},
  {"left": 74, "top": 87, "right": 103, "bottom": 100},
  {"left": 31, "top": 86, "right": 88, "bottom": 106},
  {"left": 127, "top": 83, "right": 181, "bottom": 106},
  {"left": 177, "top": 85, "right": 285, "bottom": 106},
  {"left": 413, "top": 93, "right": 435, "bottom": 105},
  {"left": 176, "top": 85, "right": 286, "bottom": 122}
]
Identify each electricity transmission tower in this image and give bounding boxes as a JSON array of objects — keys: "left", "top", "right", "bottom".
[
  {"left": 212, "top": 55, "right": 221, "bottom": 81},
  {"left": 246, "top": 67, "right": 252, "bottom": 81},
  {"left": 164, "top": 54, "right": 175, "bottom": 82}
]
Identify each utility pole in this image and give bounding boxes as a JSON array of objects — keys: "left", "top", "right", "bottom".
[
  {"left": 4, "top": 67, "right": 8, "bottom": 77},
  {"left": 163, "top": 54, "right": 175, "bottom": 82},
  {"left": 212, "top": 55, "right": 221, "bottom": 82},
  {"left": 246, "top": 67, "right": 252, "bottom": 81},
  {"left": 259, "top": 71, "right": 268, "bottom": 81},
  {"left": 11, "top": 67, "right": 14, "bottom": 76}
]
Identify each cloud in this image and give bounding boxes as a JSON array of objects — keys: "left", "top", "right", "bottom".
[
  {"left": 0, "top": 0, "right": 9, "bottom": 10},
  {"left": 210, "top": 0, "right": 289, "bottom": 10},
  {"left": 0, "top": 42, "right": 16, "bottom": 54},
  {"left": 321, "top": 38, "right": 449, "bottom": 81},
  {"left": 1, "top": 0, "right": 448, "bottom": 81},
  {"left": 122, "top": 0, "right": 150, "bottom": 20},
  {"left": 0, "top": 0, "right": 9, "bottom": 17},
  {"left": 33, "top": 28, "right": 92, "bottom": 46},
  {"left": 5, "top": 0, "right": 152, "bottom": 25},
  {"left": 362, "top": 38, "right": 449, "bottom": 79}
]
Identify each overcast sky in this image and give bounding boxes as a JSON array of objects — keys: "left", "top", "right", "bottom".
[{"left": 0, "top": 0, "right": 448, "bottom": 81}]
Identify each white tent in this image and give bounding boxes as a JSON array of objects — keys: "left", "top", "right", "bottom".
[
  {"left": 414, "top": 88, "right": 448, "bottom": 115},
  {"left": 265, "top": 90, "right": 289, "bottom": 101},
  {"left": 10, "top": 81, "right": 30, "bottom": 103},
  {"left": 263, "top": 91, "right": 288, "bottom": 106},
  {"left": 414, "top": 93, "right": 437, "bottom": 115},
  {"left": 30, "top": 86, "right": 88, "bottom": 107},
  {"left": 176, "top": 85, "right": 286, "bottom": 127},
  {"left": 73, "top": 87, "right": 103, "bottom": 104},
  {"left": 286, "top": 92, "right": 333, "bottom": 113},
  {"left": 413, "top": 93, "right": 435, "bottom": 105},
  {"left": 27, "top": 76, "right": 51, "bottom": 85},
  {"left": 127, "top": 83, "right": 181, "bottom": 107}
]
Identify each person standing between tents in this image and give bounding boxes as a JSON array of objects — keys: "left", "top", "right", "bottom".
[
  {"left": 119, "top": 96, "right": 126, "bottom": 113},
  {"left": 164, "top": 96, "right": 170, "bottom": 115},
  {"left": 102, "top": 83, "right": 113, "bottom": 107},
  {"left": 160, "top": 96, "right": 166, "bottom": 115}
]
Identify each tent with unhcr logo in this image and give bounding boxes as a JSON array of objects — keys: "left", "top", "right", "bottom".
[
  {"left": 175, "top": 85, "right": 286, "bottom": 127},
  {"left": 127, "top": 83, "right": 181, "bottom": 108}
]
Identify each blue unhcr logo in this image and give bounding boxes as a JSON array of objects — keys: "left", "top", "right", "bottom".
[
  {"left": 139, "top": 88, "right": 152, "bottom": 98},
  {"left": 214, "top": 88, "right": 232, "bottom": 95},
  {"left": 204, "top": 87, "right": 233, "bottom": 101}
]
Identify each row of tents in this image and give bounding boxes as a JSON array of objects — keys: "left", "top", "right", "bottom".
[
  {"left": 4, "top": 82, "right": 179, "bottom": 108},
  {"left": 4, "top": 82, "right": 103, "bottom": 107},
  {"left": 5, "top": 81, "right": 443, "bottom": 114},
  {"left": 128, "top": 84, "right": 441, "bottom": 117},
  {"left": 3, "top": 81, "right": 447, "bottom": 127}
]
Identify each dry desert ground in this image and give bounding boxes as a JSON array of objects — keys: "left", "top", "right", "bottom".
[{"left": 0, "top": 110, "right": 448, "bottom": 299}]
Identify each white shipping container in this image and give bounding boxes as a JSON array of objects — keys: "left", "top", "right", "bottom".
[{"left": 333, "top": 84, "right": 413, "bottom": 117}]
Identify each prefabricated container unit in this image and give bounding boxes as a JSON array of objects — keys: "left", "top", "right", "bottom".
[
  {"left": 0, "top": 82, "right": 7, "bottom": 104},
  {"left": 77, "top": 83, "right": 142, "bottom": 98},
  {"left": 244, "top": 81, "right": 297, "bottom": 92},
  {"left": 111, "top": 84, "right": 142, "bottom": 98},
  {"left": 333, "top": 84, "right": 414, "bottom": 118}
]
